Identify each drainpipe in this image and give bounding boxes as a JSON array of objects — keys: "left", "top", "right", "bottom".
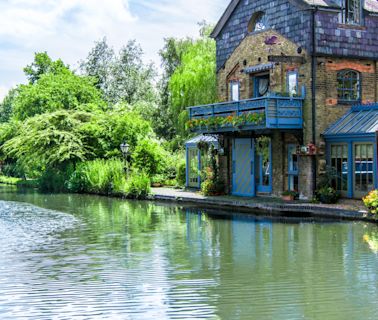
[{"left": 311, "top": 6, "right": 318, "bottom": 196}]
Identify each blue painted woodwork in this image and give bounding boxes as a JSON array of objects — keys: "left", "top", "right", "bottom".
[
  {"left": 324, "top": 103, "right": 378, "bottom": 198},
  {"left": 256, "top": 138, "right": 272, "bottom": 193},
  {"left": 232, "top": 138, "right": 255, "bottom": 197},
  {"left": 188, "top": 93, "right": 304, "bottom": 134},
  {"left": 185, "top": 135, "right": 219, "bottom": 189}
]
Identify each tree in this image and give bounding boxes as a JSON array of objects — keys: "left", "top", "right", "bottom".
[
  {"left": 155, "top": 22, "right": 217, "bottom": 141},
  {"left": 0, "top": 88, "right": 18, "bottom": 123},
  {"left": 13, "top": 69, "right": 104, "bottom": 120},
  {"left": 81, "top": 39, "right": 158, "bottom": 106},
  {"left": 3, "top": 110, "right": 93, "bottom": 170},
  {"left": 79, "top": 38, "right": 114, "bottom": 94},
  {"left": 24, "top": 52, "right": 69, "bottom": 84},
  {"left": 168, "top": 23, "right": 217, "bottom": 136}
]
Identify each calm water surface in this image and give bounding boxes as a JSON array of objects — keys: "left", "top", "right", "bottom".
[{"left": 0, "top": 185, "right": 378, "bottom": 320}]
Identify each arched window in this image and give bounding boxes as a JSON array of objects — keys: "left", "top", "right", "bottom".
[
  {"left": 248, "top": 12, "right": 268, "bottom": 33},
  {"left": 337, "top": 70, "right": 360, "bottom": 103}
]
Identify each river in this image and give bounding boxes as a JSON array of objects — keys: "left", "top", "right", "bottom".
[{"left": 0, "top": 185, "right": 377, "bottom": 319}]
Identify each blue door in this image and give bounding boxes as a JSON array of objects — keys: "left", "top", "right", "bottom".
[{"left": 232, "top": 139, "right": 255, "bottom": 197}]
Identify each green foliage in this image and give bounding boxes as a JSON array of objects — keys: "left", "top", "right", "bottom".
[
  {"left": 0, "top": 88, "right": 18, "bottom": 123},
  {"left": 315, "top": 186, "right": 340, "bottom": 204},
  {"left": 24, "top": 52, "right": 69, "bottom": 84},
  {"left": 0, "top": 175, "right": 22, "bottom": 185},
  {"left": 363, "top": 190, "right": 378, "bottom": 216},
  {"left": 67, "top": 158, "right": 127, "bottom": 195},
  {"left": 132, "top": 139, "right": 167, "bottom": 177},
  {"left": 318, "top": 166, "right": 339, "bottom": 189},
  {"left": 13, "top": 70, "right": 104, "bottom": 120},
  {"left": 176, "top": 160, "right": 186, "bottom": 187},
  {"left": 200, "top": 146, "right": 224, "bottom": 196},
  {"left": 125, "top": 171, "right": 151, "bottom": 199},
  {"left": 83, "top": 107, "right": 153, "bottom": 159},
  {"left": 38, "top": 167, "right": 73, "bottom": 193},
  {"left": 81, "top": 38, "right": 157, "bottom": 106},
  {"left": 3, "top": 110, "right": 92, "bottom": 170},
  {"left": 168, "top": 23, "right": 217, "bottom": 136}
]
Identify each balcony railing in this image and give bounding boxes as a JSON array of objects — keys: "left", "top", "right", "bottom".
[{"left": 187, "top": 92, "right": 304, "bottom": 133}]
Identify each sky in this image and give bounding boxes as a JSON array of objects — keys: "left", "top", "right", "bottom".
[{"left": 0, "top": 0, "right": 230, "bottom": 101}]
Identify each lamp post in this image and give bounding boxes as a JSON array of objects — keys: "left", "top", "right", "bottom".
[{"left": 120, "top": 142, "right": 130, "bottom": 176}]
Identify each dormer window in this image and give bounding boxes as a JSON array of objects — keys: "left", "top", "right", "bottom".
[
  {"left": 248, "top": 12, "right": 268, "bottom": 33},
  {"left": 340, "top": 0, "right": 362, "bottom": 25}
]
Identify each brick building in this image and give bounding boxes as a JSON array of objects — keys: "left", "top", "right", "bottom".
[{"left": 186, "top": 0, "right": 378, "bottom": 199}]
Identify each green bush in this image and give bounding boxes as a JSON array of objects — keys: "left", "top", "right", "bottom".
[
  {"left": 315, "top": 186, "right": 340, "bottom": 204},
  {"left": 363, "top": 190, "right": 378, "bottom": 216},
  {"left": 67, "top": 159, "right": 127, "bottom": 195},
  {"left": 132, "top": 139, "right": 166, "bottom": 177},
  {"left": 38, "top": 167, "right": 73, "bottom": 192},
  {"left": 125, "top": 171, "right": 151, "bottom": 199},
  {"left": 176, "top": 160, "right": 186, "bottom": 187}
]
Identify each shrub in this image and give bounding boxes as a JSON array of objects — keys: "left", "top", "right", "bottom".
[
  {"left": 176, "top": 160, "right": 186, "bottom": 187},
  {"left": 125, "top": 171, "right": 151, "bottom": 199},
  {"left": 67, "top": 158, "right": 127, "bottom": 195},
  {"left": 363, "top": 190, "right": 378, "bottom": 216},
  {"left": 38, "top": 167, "right": 73, "bottom": 192},
  {"left": 315, "top": 186, "right": 340, "bottom": 204},
  {"left": 132, "top": 139, "right": 167, "bottom": 177}
]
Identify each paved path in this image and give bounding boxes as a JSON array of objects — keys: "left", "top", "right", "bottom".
[{"left": 151, "top": 187, "right": 377, "bottom": 223}]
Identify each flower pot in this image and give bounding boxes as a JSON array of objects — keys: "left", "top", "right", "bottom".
[{"left": 281, "top": 195, "right": 294, "bottom": 201}]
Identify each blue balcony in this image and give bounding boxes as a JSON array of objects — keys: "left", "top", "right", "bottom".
[{"left": 188, "top": 93, "right": 304, "bottom": 133}]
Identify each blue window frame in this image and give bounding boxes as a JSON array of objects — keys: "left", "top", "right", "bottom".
[
  {"left": 229, "top": 80, "right": 240, "bottom": 101},
  {"left": 287, "top": 144, "right": 298, "bottom": 191},
  {"left": 286, "top": 70, "right": 298, "bottom": 96},
  {"left": 337, "top": 70, "right": 360, "bottom": 103}
]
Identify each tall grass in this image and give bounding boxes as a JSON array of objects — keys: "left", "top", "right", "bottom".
[{"left": 67, "top": 159, "right": 127, "bottom": 195}]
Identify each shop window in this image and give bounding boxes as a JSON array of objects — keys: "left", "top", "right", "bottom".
[
  {"left": 288, "top": 144, "right": 298, "bottom": 191},
  {"left": 286, "top": 71, "right": 298, "bottom": 96},
  {"left": 354, "top": 143, "right": 374, "bottom": 195},
  {"left": 247, "top": 12, "right": 268, "bottom": 33},
  {"left": 337, "top": 70, "right": 360, "bottom": 103},
  {"left": 230, "top": 81, "right": 240, "bottom": 101},
  {"left": 339, "top": 0, "right": 362, "bottom": 25},
  {"left": 330, "top": 144, "right": 349, "bottom": 193}
]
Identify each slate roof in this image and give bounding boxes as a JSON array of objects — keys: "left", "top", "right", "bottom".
[
  {"left": 211, "top": 0, "right": 378, "bottom": 38},
  {"left": 323, "top": 104, "right": 378, "bottom": 137}
]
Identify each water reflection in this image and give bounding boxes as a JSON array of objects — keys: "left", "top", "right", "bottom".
[{"left": 0, "top": 186, "right": 377, "bottom": 319}]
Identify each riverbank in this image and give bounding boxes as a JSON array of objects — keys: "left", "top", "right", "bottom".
[{"left": 151, "top": 187, "right": 378, "bottom": 223}]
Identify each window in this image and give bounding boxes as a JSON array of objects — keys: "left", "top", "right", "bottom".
[
  {"left": 253, "top": 75, "right": 269, "bottom": 98},
  {"left": 286, "top": 71, "right": 298, "bottom": 96},
  {"left": 288, "top": 144, "right": 299, "bottom": 191},
  {"left": 330, "top": 144, "right": 349, "bottom": 193},
  {"left": 247, "top": 12, "right": 268, "bottom": 33},
  {"left": 354, "top": 143, "right": 374, "bottom": 195},
  {"left": 230, "top": 81, "right": 240, "bottom": 101},
  {"left": 337, "top": 70, "right": 360, "bottom": 103},
  {"left": 340, "top": 0, "right": 362, "bottom": 25}
]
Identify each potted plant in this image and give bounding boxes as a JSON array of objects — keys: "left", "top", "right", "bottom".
[{"left": 281, "top": 190, "right": 298, "bottom": 201}]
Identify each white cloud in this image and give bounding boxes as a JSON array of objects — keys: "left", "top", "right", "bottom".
[{"left": 0, "top": 0, "right": 229, "bottom": 95}]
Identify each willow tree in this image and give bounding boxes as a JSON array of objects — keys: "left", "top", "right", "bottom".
[{"left": 168, "top": 23, "right": 217, "bottom": 137}]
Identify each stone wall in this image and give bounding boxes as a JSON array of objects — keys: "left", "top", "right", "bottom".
[{"left": 217, "top": 30, "right": 308, "bottom": 102}]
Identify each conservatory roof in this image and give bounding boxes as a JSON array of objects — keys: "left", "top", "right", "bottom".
[
  {"left": 185, "top": 135, "right": 219, "bottom": 147},
  {"left": 323, "top": 103, "right": 378, "bottom": 138}
]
